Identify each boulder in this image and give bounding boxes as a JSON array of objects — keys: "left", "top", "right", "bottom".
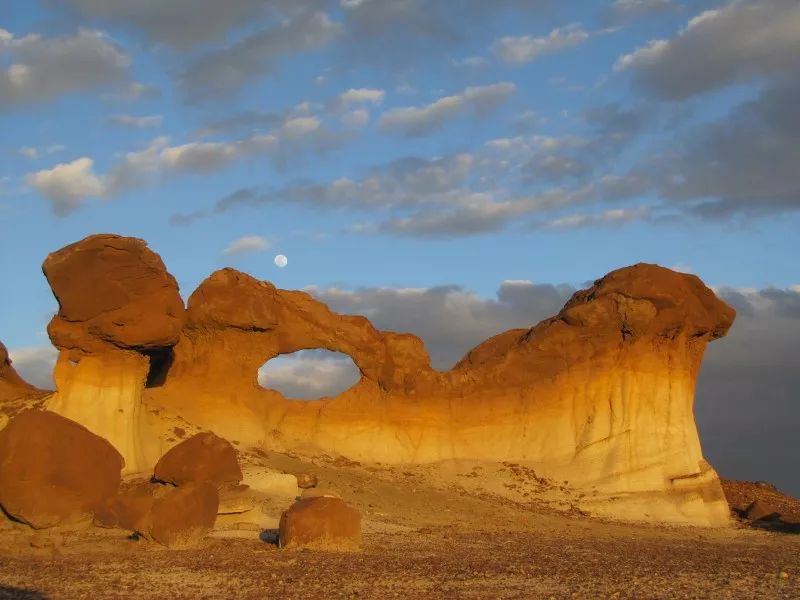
[
  {"left": 94, "top": 481, "right": 161, "bottom": 533},
  {"left": 154, "top": 432, "right": 242, "bottom": 489},
  {"left": 279, "top": 496, "right": 361, "bottom": 551},
  {"left": 95, "top": 481, "right": 218, "bottom": 547},
  {"left": 42, "top": 233, "right": 185, "bottom": 354},
  {"left": 296, "top": 472, "right": 318, "bottom": 489},
  {"left": 149, "top": 481, "right": 219, "bottom": 548},
  {"left": 0, "top": 410, "right": 123, "bottom": 528},
  {"left": 745, "top": 499, "right": 781, "bottom": 522}
]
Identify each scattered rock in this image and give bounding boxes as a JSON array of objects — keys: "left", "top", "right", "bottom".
[
  {"left": 279, "top": 496, "right": 361, "bottom": 551},
  {"left": 296, "top": 472, "right": 318, "bottom": 489},
  {"left": 241, "top": 465, "right": 299, "bottom": 498},
  {"left": 154, "top": 432, "right": 242, "bottom": 489},
  {"left": 745, "top": 499, "right": 781, "bottom": 522},
  {"left": 0, "top": 410, "right": 123, "bottom": 529},
  {"left": 301, "top": 488, "right": 342, "bottom": 499},
  {"left": 217, "top": 484, "right": 257, "bottom": 515},
  {"left": 149, "top": 481, "right": 219, "bottom": 548}
]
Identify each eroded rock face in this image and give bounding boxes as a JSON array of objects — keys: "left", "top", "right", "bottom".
[
  {"left": 154, "top": 432, "right": 242, "bottom": 488},
  {"left": 0, "top": 410, "right": 124, "bottom": 528},
  {"left": 0, "top": 342, "right": 49, "bottom": 410},
  {"left": 279, "top": 496, "right": 361, "bottom": 551},
  {"left": 42, "top": 234, "right": 186, "bottom": 474},
  {"left": 96, "top": 480, "right": 219, "bottom": 548},
  {"left": 4, "top": 234, "right": 738, "bottom": 526}
]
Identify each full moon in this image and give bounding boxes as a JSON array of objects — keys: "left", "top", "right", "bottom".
[{"left": 274, "top": 254, "right": 288, "bottom": 268}]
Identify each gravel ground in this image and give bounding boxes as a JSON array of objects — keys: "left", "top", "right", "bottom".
[{"left": 1, "top": 456, "right": 798, "bottom": 599}]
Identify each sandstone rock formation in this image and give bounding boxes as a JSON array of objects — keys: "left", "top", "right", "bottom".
[
  {"left": 279, "top": 496, "right": 362, "bottom": 551},
  {"left": 1, "top": 234, "right": 739, "bottom": 526},
  {"left": 154, "top": 432, "right": 242, "bottom": 488},
  {"left": 0, "top": 410, "right": 124, "bottom": 528},
  {"left": 96, "top": 480, "right": 219, "bottom": 547},
  {"left": 0, "top": 342, "right": 48, "bottom": 411},
  {"left": 41, "top": 234, "right": 185, "bottom": 473}
]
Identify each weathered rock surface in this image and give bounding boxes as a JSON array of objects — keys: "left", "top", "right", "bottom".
[
  {"left": 42, "top": 234, "right": 186, "bottom": 474},
  {"left": 279, "top": 496, "right": 361, "bottom": 551},
  {"left": 3, "top": 234, "right": 740, "bottom": 526},
  {"left": 745, "top": 499, "right": 781, "bottom": 522},
  {"left": 154, "top": 432, "right": 242, "bottom": 488},
  {"left": 0, "top": 410, "right": 124, "bottom": 528},
  {"left": 0, "top": 341, "right": 49, "bottom": 409},
  {"left": 96, "top": 480, "right": 219, "bottom": 547},
  {"left": 149, "top": 481, "right": 218, "bottom": 548}
]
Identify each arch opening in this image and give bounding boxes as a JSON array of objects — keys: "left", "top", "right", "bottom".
[{"left": 258, "top": 349, "right": 362, "bottom": 400}]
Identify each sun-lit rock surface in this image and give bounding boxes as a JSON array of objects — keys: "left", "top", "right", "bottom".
[
  {"left": 41, "top": 234, "right": 185, "bottom": 474},
  {"left": 0, "top": 342, "right": 49, "bottom": 416},
  {"left": 1, "top": 234, "right": 738, "bottom": 526}
]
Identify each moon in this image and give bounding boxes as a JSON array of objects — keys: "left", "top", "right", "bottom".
[{"left": 274, "top": 254, "right": 288, "bottom": 268}]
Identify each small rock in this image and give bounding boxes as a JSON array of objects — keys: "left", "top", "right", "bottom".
[
  {"left": 296, "top": 472, "right": 318, "bottom": 489},
  {"left": 745, "top": 499, "right": 780, "bottom": 522},
  {"left": 279, "top": 496, "right": 361, "bottom": 551},
  {"left": 780, "top": 572, "right": 790, "bottom": 580}
]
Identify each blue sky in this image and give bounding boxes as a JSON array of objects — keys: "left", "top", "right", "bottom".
[{"left": 1, "top": 1, "right": 799, "bottom": 490}]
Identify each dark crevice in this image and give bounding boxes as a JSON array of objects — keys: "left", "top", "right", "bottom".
[{"left": 143, "top": 348, "right": 175, "bottom": 388}]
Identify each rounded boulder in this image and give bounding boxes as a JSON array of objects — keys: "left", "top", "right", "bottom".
[
  {"left": 279, "top": 496, "right": 361, "bottom": 551},
  {"left": 0, "top": 410, "right": 124, "bottom": 528}
]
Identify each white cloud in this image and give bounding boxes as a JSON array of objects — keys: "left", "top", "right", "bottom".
[
  {"left": 108, "top": 114, "right": 163, "bottom": 128},
  {"left": 338, "top": 87, "right": 385, "bottom": 105},
  {"left": 0, "top": 29, "right": 130, "bottom": 107},
  {"left": 341, "top": 108, "right": 370, "bottom": 128},
  {"left": 180, "top": 11, "right": 342, "bottom": 99},
  {"left": 615, "top": 0, "right": 800, "bottom": 98},
  {"left": 378, "top": 82, "right": 516, "bottom": 136},
  {"left": 492, "top": 26, "right": 589, "bottom": 64},
  {"left": 25, "top": 157, "right": 106, "bottom": 215},
  {"left": 258, "top": 349, "right": 361, "bottom": 399},
  {"left": 8, "top": 346, "right": 57, "bottom": 389},
  {"left": 280, "top": 116, "right": 321, "bottom": 138},
  {"left": 222, "top": 235, "right": 272, "bottom": 256}
]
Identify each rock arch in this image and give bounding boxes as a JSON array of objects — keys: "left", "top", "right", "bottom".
[{"left": 7, "top": 234, "right": 737, "bottom": 526}]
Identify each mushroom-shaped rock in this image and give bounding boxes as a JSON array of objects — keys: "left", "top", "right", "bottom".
[
  {"left": 42, "top": 234, "right": 186, "bottom": 475},
  {"left": 0, "top": 410, "right": 124, "bottom": 528},
  {"left": 279, "top": 496, "right": 361, "bottom": 551},
  {"left": 149, "top": 481, "right": 219, "bottom": 548},
  {"left": 154, "top": 432, "right": 242, "bottom": 488}
]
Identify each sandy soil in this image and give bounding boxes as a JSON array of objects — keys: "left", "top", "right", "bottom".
[{"left": 1, "top": 452, "right": 798, "bottom": 599}]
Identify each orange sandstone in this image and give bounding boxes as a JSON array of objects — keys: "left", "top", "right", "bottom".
[{"left": 1, "top": 234, "right": 738, "bottom": 526}]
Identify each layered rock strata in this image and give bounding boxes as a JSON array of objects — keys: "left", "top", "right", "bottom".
[
  {"left": 4, "top": 234, "right": 737, "bottom": 526},
  {"left": 41, "top": 234, "right": 185, "bottom": 473}
]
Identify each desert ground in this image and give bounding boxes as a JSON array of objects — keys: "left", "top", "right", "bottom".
[{"left": 1, "top": 450, "right": 797, "bottom": 600}]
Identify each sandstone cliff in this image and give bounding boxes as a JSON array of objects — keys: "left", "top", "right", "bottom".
[{"left": 3, "top": 234, "right": 737, "bottom": 525}]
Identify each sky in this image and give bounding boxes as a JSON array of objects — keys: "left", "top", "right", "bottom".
[{"left": 1, "top": 0, "right": 798, "bottom": 494}]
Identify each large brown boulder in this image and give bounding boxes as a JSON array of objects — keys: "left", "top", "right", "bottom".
[
  {"left": 95, "top": 481, "right": 218, "bottom": 548},
  {"left": 154, "top": 432, "right": 242, "bottom": 488},
  {"left": 149, "top": 482, "right": 218, "bottom": 548},
  {"left": 279, "top": 496, "right": 361, "bottom": 551},
  {"left": 43, "top": 233, "right": 185, "bottom": 354},
  {"left": 0, "top": 410, "right": 124, "bottom": 528}
]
